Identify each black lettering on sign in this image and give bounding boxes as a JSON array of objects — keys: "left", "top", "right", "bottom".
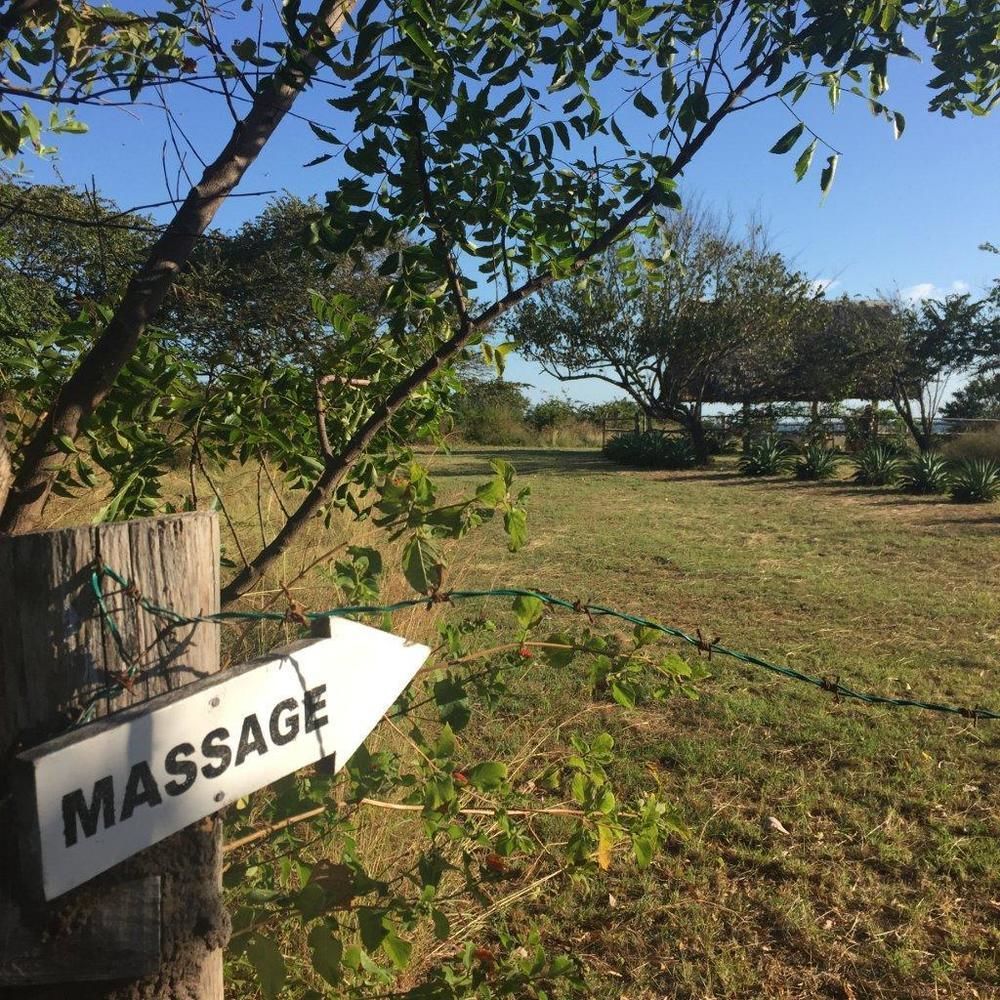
[
  {"left": 304, "top": 685, "right": 329, "bottom": 733},
  {"left": 235, "top": 713, "right": 268, "bottom": 766},
  {"left": 269, "top": 698, "right": 299, "bottom": 746},
  {"left": 164, "top": 742, "right": 197, "bottom": 796},
  {"left": 62, "top": 775, "right": 115, "bottom": 848},
  {"left": 201, "top": 727, "right": 232, "bottom": 778},
  {"left": 120, "top": 761, "right": 162, "bottom": 822}
]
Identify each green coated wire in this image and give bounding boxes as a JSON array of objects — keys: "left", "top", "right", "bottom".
[{"left": 79, "top": 563, "right": 1000, "bottom": 727}]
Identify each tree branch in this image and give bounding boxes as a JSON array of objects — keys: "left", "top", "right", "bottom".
[
  {"left": 0, "top": 0, "right": 355, "bottom": 534},
  {"left": 219, "top": 51, "right": 781, "bottom": 606}
]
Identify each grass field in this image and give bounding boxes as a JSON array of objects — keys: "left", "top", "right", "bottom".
[
  {"left": 51, "top": 445, "right": 998, "bottom": 998},
  {"left": 409, "top": 448, "right": 1000, "bottom": 1000}
]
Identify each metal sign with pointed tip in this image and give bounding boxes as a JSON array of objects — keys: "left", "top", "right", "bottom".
[{"left": 15, "top": 617, "right": 429, "bottom": 901}]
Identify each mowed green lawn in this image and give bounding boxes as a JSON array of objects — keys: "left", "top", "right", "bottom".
[{"left": 423, "top": 448, "right": 1000, "bottom": 1000}]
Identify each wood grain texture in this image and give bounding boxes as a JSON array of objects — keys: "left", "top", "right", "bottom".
[
  {"left": 0, "top": 878, "right": 161, "bottom": 986},
  {"left": 0, "top": 512, "right": 226, "bottom": 998}
]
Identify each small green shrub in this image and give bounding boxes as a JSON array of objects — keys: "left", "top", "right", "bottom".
[
  {"left": 852, "top": 443, "right": 901, "bottom": 486},
  {"left": 794, "top": 442, "right": 839, "bottom": 481},
  {"left": 949, "top": 458, "right": 1000, "bottom": 503},
  {"left": 898, "top": 452, "right": 952, "bottom": 494},
  {"left": 604, "top": 430, "right": 697, "bottom": 469},
  {"left": 738, "top": 434, "right": 793, "bottom": 476},
  {"left": 458, "top": 403, "right": 534, "bottom": 445}
]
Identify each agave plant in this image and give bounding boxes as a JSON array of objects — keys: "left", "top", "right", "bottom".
[
  {"left": 852, "top": 443, "right": 901, "bottom": 486},
  {"left": 794, "top": 442, "right": 839, "bottom": 481},
  {"left": 738, "top": 434, "right": 793, "bottom": 477},
  {"left": 603, "top": 430, "right": 697, "bottom": 470},
  {"left": 898, "top": 452, "right": 952, "bottom": 495},
  {"left": 949, "top": 458, "right": 1000, "bottom": 503}
]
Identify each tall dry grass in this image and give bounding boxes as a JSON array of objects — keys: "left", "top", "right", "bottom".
[{"left": 942, "top": 425, "right": 1000, "bottom": 463}]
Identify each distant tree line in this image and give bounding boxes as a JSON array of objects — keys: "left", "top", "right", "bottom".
[
  {"left": 513, "top": 210, "right": 1000, "bottom": 461},
  {"left": 0, "top": 181, "right": 389, "bottom": 371}
]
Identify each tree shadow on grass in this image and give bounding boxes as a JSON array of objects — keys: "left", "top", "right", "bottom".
[
  {"left": 658, "top": 469, "right": 737, "bottom": 483},
  {"left": 931, "top": 511, "right": 1000, "bottom": 527},
  {"left": 670, "top": 472, "right": 960, "bottom": 507}
]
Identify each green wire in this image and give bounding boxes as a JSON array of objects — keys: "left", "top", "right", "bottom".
[{"left": 79, "top": 564, "right": 1000, "bottom": 727}]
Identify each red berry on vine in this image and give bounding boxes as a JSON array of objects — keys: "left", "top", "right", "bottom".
[{"left": 473, "top": 947, "right": 496, "bottom": 968}]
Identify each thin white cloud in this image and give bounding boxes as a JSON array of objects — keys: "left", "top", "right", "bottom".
[
  {"left": 811, "top": 277, "right": 839, "bottom": 295},
  {"left": 901, "top": 279, "right": 971, "bottom": 303}
]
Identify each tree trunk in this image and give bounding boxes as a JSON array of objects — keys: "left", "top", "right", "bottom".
[
  {"left": 684, "top": 410, "right": 710, "bottom": 466},
  {"left": 0, "top": 512, "right": 225, "bottom": 998},
  {"left": 0, "top": 1, "right": 352, "bottom": 537},
  {"left": 889, "top": 392, "right": 933, "bottom": 452},
  {"left": 740, "top": 399, "right": 752, "bottom": 449}
]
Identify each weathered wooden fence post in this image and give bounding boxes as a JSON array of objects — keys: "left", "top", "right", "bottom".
[{"left": 0, "top": 512, "right": 227, "bottom": 998}]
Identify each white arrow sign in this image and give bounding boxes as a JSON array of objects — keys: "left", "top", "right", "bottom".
[{"left": 15, "top": 617, "right": 429, "bottom": 901}]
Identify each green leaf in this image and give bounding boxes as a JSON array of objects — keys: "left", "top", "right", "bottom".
[
  {"left": 402, "top": 534, "right": 443, "bottom": 594},
  {"left": 400, "top": 21, "right": 438, "bottom": 64},
  {"left": 309, "top": 121, "right": 341, "bottom": 145},
  {"left": 630, "top": 627, "right": 656, "bottom": 649},
  {"left": 892, "top": 111, "right": 905, "bottom": 139},
  {"left": 467, "top": 760, "right": 507, "bottom": 791},
  {"left": 490, "top": 457, "right": 516, "bottom": 487},
  {"left": 690, "top": 85, "right": 709, "bottom": 122},
  {"left": 431, "top": 908, "right": 451, "bottom": 940},
  {"left": 633, "top": 831, "right": 656, "bottom": 868},
  {"left": 827, "top": 73, "right": 841, "bottom": 111},
  {"left": 820, "top": 153, "right": 839, "bottom": 196},
  {"left": 295, "top": 882, "right": 326, "bottom": 919},
  {"left": 543, "top": 632, "right": 575, "bottom": 668},
  {"left": 512, "top": 594, "right": 543, "bottom": 630},
  {"left": 358, "top": 908, "right": 388, "bottom": 951},
  {"left": 610, "top": 679, "right": 636, "bottom": 709},
  {"left": 632, "top": 91, "right": 657, "bottom": 118},
  {"left": 435, "top": 722, "right": 456, "bottom": 760},
  {"left": 54, "top": 433, "right": 77, "bottom": 454},
  {"left": 504, "top": 507, "right": 528, "bottom": 551},
  {"left": 793, "top": 139, "right": 816, "bottom": 181},
  {"left": 475, "top": 475, "right": 506, "bottom": 505},
  {"left": 382, "top": 931, "right": 413, "bottom": 970},
  {"left": 245, "top": 934, "right": 286, "bottom": 1000},
  {"left": 769, "top": 122, "right": 804, "bottom": 154},
  {"left": 308, "top": 925, "right": 343, "bottom": 987},
  {"left": 494, "top": 85, "right": 525, "bottom": 118},
  {"left": 659, "top": 652, "right": 691, "bottom": 678}
]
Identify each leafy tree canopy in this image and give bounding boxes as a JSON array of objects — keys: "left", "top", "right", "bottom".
[
  {"left": 0, "top": 181, "right": 150, "bottom": 335},
  {"left": 164, "top": 194, "right": 392, "bottom": 370},
  {"left": 943, "top": 370, "right": 1000, "bottom": 419},
  {"left": 513, "top": 210, "right": 815, "bottom": 461}
]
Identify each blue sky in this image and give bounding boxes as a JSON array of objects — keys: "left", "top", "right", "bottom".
[{"left": 25, "top": 24, "right": 1000, "bottom": 403}]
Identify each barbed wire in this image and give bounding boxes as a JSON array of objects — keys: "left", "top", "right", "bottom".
[{"left": 79, "top": 561, "right": 1000, "bottom": 726}]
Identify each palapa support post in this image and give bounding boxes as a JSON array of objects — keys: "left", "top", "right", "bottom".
[{"left": 0, "top": 512, "right": 227, "bottom": 998}]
